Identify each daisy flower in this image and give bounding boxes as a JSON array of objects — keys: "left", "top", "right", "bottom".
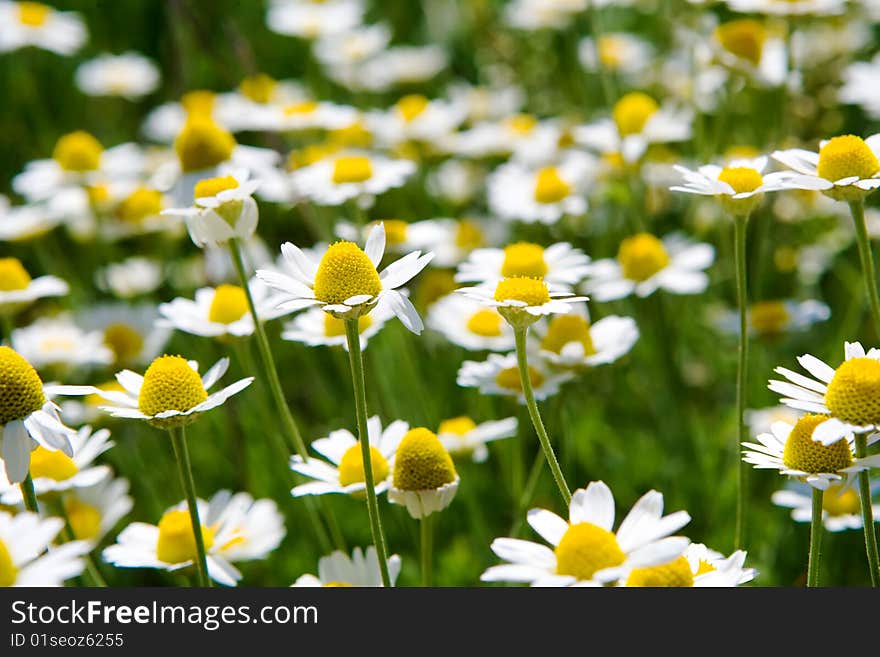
[
  {"left": 840, "top": 54, "right": 880, "bottom": 120},
  {"left": 78, "top": 303, "right": 171, "bottom": 368},
  {"left": 504, "top": 0, "right": 586, "bottom": 30},
  {"left": 0, "top": 511, "right": 89, "bottom": 586},
  {"left": 367, "top": 94, "right": 467, "bottom": 148},
  {"left": 713, "top": 298, "right": 830, "bottom": 338},
  {"left": 741, "top": 415, "right": 880, "bottom": 490},
  {"left": 772, "top": 134, "right": 880, "bottom": 202},
  {"left": 746, "top": 404, "right": 802, "bottom": 436},
  {"left": 95, "top": 257, "right": 163, "bottom": 299},
  {"left": 723, "top": 0, "right": 846, "bottom": 16},
  {"left": 620, "top": 543, "right": 755, "bottom": 587},
  {"left": 256, "top": 222, "right": 434, "bottom": 333},
  {"left": 200, "top": 490, "right": 286, "bottom": 564},
  {"left": 61, "top": 476, "right": 134, "bottom": 544},
  {"left": 336, "top": 218, "right": 453, "bottom": 260},
  {"left": 455, "top": 241, "right": 591, "bottom": 288},
  {"left": 710, "top": 18, "right": 787, "bottom": 88},
  {"left": 0, "top": 1, "right": 87, "bottom": 55},
  {"left": 768, "top": 341, "right": 880, "bottom": 445},
  {"left": 446, "top": 114, "right": 562, "bottom": 165},
  {"left": 353, "top": 46, "right": 447, "bottom": 93},
  {"left": 292, "top": 546, "right": 401, "bottom": 587},
  {"left": 772, "top": 482, "right": 880, "bottom": 532},
  {"left": 445, "top": 82, "right": 525, "bottom": 124},
  {"left": 425, "top": 160, "right": 484, "bottom": 209},
  {"left": 266, "top": 0, "right": 364, "bottom": 40},
  {"left": 578, "top": 33, "right": 653, "bottom": 79},
  {"left": 0, "top": 199, "right": 65, "bottom": 242},
  {"left": 531, "top": 305, "right": 639, "bottom": 368},
  {"left": 0, "top": 257, "right": 67, "bottom": 315},
  {"left": 480, "top": 480, "right": 691, "bottom": 586},
  {"left": 265, "top": 99, "right": 359, "bottom": 132},
  {"left": 437, "top": 416, "right": 518, "bottom": 463},
  {"left": 313, "top": 23, "right": 391, "bottom": 72},
  {"left": 11, "top": 315, "right": 114, "bottom": 373},
  {"left": 456, "top": 352, "right": 573, "bottom": 404},
  {"left": 426, "top": 294, "right": 515, "bottom": 352},
  {"left": 457, "top": 276, "right": 588, "bottom": 330},
  {"left": 281, "top": 301, "right": 394, "bottom": 352},
  {"left": 290, "top": 151, "right": 415, "bottom": 207},
  {"left": 388, "top": 427, "right": 459, "bottom": 519},
  {"left": 583, "top": 233, "right": 714, "bottom": 302},
  {"left": 74, "top": 52, "right": 160, "bottom": 100},
  {"left": 290, "top": 416, "right": 407, "bottom": 498}
]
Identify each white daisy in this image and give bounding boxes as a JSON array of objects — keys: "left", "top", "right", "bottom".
[
  {"left": 481, "top": 480, "right": 691, "bottom": 586},
  {"left": 366, "top": 95, "right": 466, "bottom": 148},
  {"left": 504, "top": 0, "right": 586, "bottom": 30},
  {"left": 265, "top": 100, "right": 359, "bottom": 132},
  {"left": 531, "top": 305, "right": 639, "bottom": 368},
  {"left": 290, "top": 151, "right": 415, "bottom": 207},
  {"left": 578, "top": 33, "right": 653, "bottom": 79},
  {"left": 456, "top": 352, "right": 574, "bottom": 404},
  {"left": 425, "top": 160, "right": 484, "bottom": 208},
  {"left": 281, "top": 301, "right": 394, "bottom": 352},
  {"left": 710, "top": 18, "right": 788, "bottom": 88},
  {"left": 335, "top": 218, "right": 453, "bottom": 261},
  {"left": 95, "top": 257, "right": 163, "bottom": 299},
  {"left": 0, "top": 511, "right": 89, "bottom": 586},
  {"left": 457, "top": 276, "right": 588, "bottom": 330},
  {"left": 202, "top": 490, "right": 286, "bottom": 563},
  {"left": 619, "top": 542, "right": 755, "bottom": 587},
  {"left": 723, "top": 0, "right": 846, "bottom": 16},
  {"left": 583, "top": 232, "right": 714, "bottom": 301},
  {"left": 61, "top": 476, "right": 134, "bottom": 544},
  {"left": 712, "top": 298, "right": 830, "bottom": 338},
  {"left": 745, "top": 404, "right": 803, "bottom": 436},
  {"left": 290, "top": 416, "right": 407, "bottom": 498},
  {"left": 455, "top": 241, "right": 591, "bottom": 288},
  {"left": 11, "top": 315, "right": 114, "bottom": 373},
  {"left": 387, "top": 427, "right": 459, "bottom": 519},
  {"left": 256, "top": 222, "right": 434, "bottom": 334},
  {"left": 0, "top": 257, "right": 67, "bottom": 314},
  {"left": 445, "top": 114, "right": 562, "bottom": 165},
  {"left": 77, "top": 303, "right": 171, "bottom": 368},
  {"left": 772, "top": 482, "right": 880, "bottom": 532},
  {"left": 426, "top": 293, "right": 516, "bottom": 352},
  {"left": 445, "top": 82, "right": 525, "bottom": 124},
  {"left": 0, "top": 1, "right": 87, "bottom": 55},
  {"left": 437, "top": 416, "right": 518, "bottom": 463},
  {"left": 75, "top": 52, "right": 160, "bottom": 100},
  {"left": 312, "top": 23, "right": 391, "bottom": 71},
  {"left": 292, "top": 546, "right": 401, "bottom": 587},
  {"left": 840, "top": 54, "right": 880, "bottom": 120},
  {"left": 352, "top": 46, "right": 447, "bottom": 93},
  {"left": 266, "top": 0, "right": 364, "bottom": 40},
  {"left": 0, "top": 199, "right": 65, "bottom": 242}
]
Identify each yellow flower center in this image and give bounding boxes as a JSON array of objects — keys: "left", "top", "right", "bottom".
[
  {"left": 288, "top": 143, "right": 341, "bottom": 170},
  {"left": 695, "top": 560, "right": 716, "bottom": 576},
  {"left": 533, "top": 167, "right": 572, "bottom": 204},
  {"left": 137, "top": 355, "right": 208, "bottom": 418},
  {"left": 52, "top": 131, "right": 103, "bottom": 172},
  {"left": 194, "top": 175, "right": 239, "bottom": 201},
  {"left": 117, "top": 188, "right": 163, "bottom": 223},
  {"left": 718, "top": 167, "right": 763, "bottom": 194},
  {"left": 29, "top": 445, "right": 78, "bottom": 481},
  {"left": 493, "top": 277, "right": 551, "bottom": 306},
  {"left": 541, "top": 314, "right": 596, "bottom": 356},
  {"left": 324, "top": 581, "right": 353, "bottom": 587},
  {"left": 597, "top": 35, "right": 625, "bottom": 69},
  {"left": 156, "top": 509, "right": 215, "bottom": 565},
  {"left": 313, "top": 241, "right": 382, "bottom": 305},
  {"left": 103, "top": 322, "right": 144, "bottom": 364},
  {"left": 824, "top": 357, "right": 880, "bottom": 426},
  {"left": 625, "top": 556, "right": 694, "bottom": 587},
  {"left": 86, "top": 183, "right": 110, "bottom": 207},
  {"left": 392, "top": 428, "right": 457, "bottom": 491},
  {"left": 323, "top": 313, "right": 372, "bottom": 337},
  {"left": 17, "top": 2, "right": 49, "bottom": 26},
  {"left": 466, "top": 309, "right": 503, "bottom": 337},
  {"left": 455, "top": 220, "right": 484, "bottom": 249},
  {"left": 181, "top": 90, "right": 216, "bottom": 116},
  {"left": 0, "top": 538, "right": 17, "bottom": 587},
  {"left": 332, "top": 156, "right": 373, "bottom": 184},
  {"left": 782, "top": 414, "right": 854, "bottom": 473},
  {"left": 329, "top": 120, "right": 373, "bottom": 148},
  {"left": 749, "top": 301, "right": 790, "bottom": 335},
  {"left": 822, "top": 484, "right": 861, "bottom": 516},
  {"left": 438, "top": 416, "right": 477, "bottom": 436},
  {"left": 612, "top": 92, "right": 659, "bottom": 137},
  {"left": 715, "top": 19, "right": 766, "bottom": 67},
  {"left": 396, "top": 94, "right": 430, "bottom": 122},
  {"left": 501, "top": 243, "right": 548, "bottom": 279},
  {"left": 495, "top": 365, "right": 544, "bottom": 392},
  {"left": 554, "top": 522, "right": 626, "bottom": 581},
  {"left": 0, "top": 346, "right": 46, "bottom": 426},
  {"left": 239, "top": 73, "right": 277, "bottom": 104},
  {"left": 64, "top": 498, "right": 102, "bottom": 541},
  {"left": 337, "top": 444, "right": 390, "bottom": 487},
  {"left": 284, "top": 101, "right": 319, "bottom": 116},
  {"left": 374, "top": 219, "right": 408, "bottom": 246},
  {"left": 174, "top": 118, "right": 236, "bottom": 173},
  {"left": 505, "top": 114, "right": 537, "bottom": 135},
  {"left": 816, "top": 135, "right": 880, "bottom": 183},
  {"left": 208, "top": 284, "right": 249, "bottom": 325},
  {"left": 0, "top": 258, "right": 32, "bottom": 291},
  {"left": 617, "top": 233, "right": 670, "bottom": 282},
  {"left": 725, "top": 145, "right": 762, "bottom": 161}
]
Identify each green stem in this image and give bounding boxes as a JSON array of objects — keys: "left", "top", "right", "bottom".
[
  {"left": 58, "top": 517, "right": 107, "bottom": 587},
  {"left": 20, "top": 473, "right": 39, "bottom": 514},
  {"left": 344, "top": 318, "right": 392, "bottom": 587},
  {"left": 733, "top": 214, "right": 750, "bottom": 550},
  {"left": 807, "top": 487, "right": 823, "bottom": 587},
  {"left": 513, "top": 327, "right": 571, "bottom": 506},
  {"left": 855, "top": 435, "right": 880, "bottom": 586},
  {"left": 169, "top": 426, "right": 211, "bottom": 587},
  {"left": 1, "top": 314, "right": 13, "bottom": 344},
  {"left": 420, "top": 514, "right": 433, "bottom": 587},
  {"left": 849, "top": 200, "right": 880, "bottom": 336}
]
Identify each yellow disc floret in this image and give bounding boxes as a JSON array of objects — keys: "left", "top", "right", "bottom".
[
  {"left": 824, "top": 357, "right": 880, "bottom": 426},
  {"left": 392, "top": 428, "right": 457, "bottom": 491},
  {"left": 337, "top": 444, "right": 390, "bottom": 487},
  {"left": 137, "top": 355, "right": 208, "bottom": 420},
  {"left": 53, "top": 131, "right": 103, "bottom": 172},
  {"left": 397, "top": 94, "right": 430, "bottom": 122},
  {"left": 495, "top": 365, "right": 544, "bottom": 392},
  {"left": 455, "top": 220, "right": 484, "bottom": 250},
  {"left": 194, "top": 175, "right": 239, "bottom": 201},
  {"left": 238, "top": 73, "right": 277, "bottom": 104},
  {"left": 466, "top": 309, "right": 503, "bottom": 337},
  {"left": 181, "top": 90, "right": 216, "bottom": 116},
  {"left": 749, "top": 301, "right": 790, "bottom": 335},
  {"left": 0, "top": 538, "right": 17, "bottom": 587},
  {"left": 782, "top": 414, "right": 854, "bottom": 473},
  {"left": 116, "top": 188, "right": 163, "bottom": 223},
  {"left": 541, "top": 314, "right": 596, "bottom": 356},
  {"left": 208, "top": 284, "right": 249, "bottom": 325},
  {"left": 718, "top": 167, "right": 763, "bottom": 194},
  {"left": 816, "top": 135, "right": 880, "bottom": 184},
  {"left": 715, "top": 19, "right": 766, "bottom": 67},
  {"left": 28, "top": 446, "right": 78, "bottom": 481},
  {"left": 618, "top": 233, "right": 670, "bottom": 282},
  {"left": 554, "top": 522, "right": 626, "bottom": 581},
  {"left": 822, "top": 484, "right": 861, "bottom": 516},
  {"left": 438, "top": 416, "right": 477, "bottom": 436},
  {"left": 625, "top": 556, "right": 694, "bottom": 587},
  {"left": 332, "top": 156, "right": 373, "bottom": 184},
  {"left": 612, "top": 92, "right": 659, "bottom": 137},
  {"left": 597, "top": 35, "right": 625, "bottom": 69},
  {"left": 501, "top": 243, "right": 548, "bottom": 279},
  {"left": 506, "top": 114, "right": 537, "bottom": 135},
  {"left": 64, "top": 498, "right": 102, "bottom": 541},
  {"left": 174, "top": 117, "right": 236, "bottom": 173},
  {"left": 0, "top": 346, "right": 46, "bottom": 426},
  {"left": 313, "top": 241, "right": 382, "bottom": 306},
  {"left": 156, "top": 509, "right": 215, "bottom": 565},
  {"left": 534, "top": 167, "right": 572, "bottom": 204},
  {"left": 0, "top": 258, "right": 32, "bottom": 292},
  {"left": 18, "top": 1, "right": 50, "bottom": 26},
  {"left": 494, "top": 277, "right": 551, "bottom": 306},
  {"left": 324, "top": 313, "right": 372, "bottom": 337}
]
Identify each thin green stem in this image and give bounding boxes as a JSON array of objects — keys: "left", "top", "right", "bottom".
[
  {"left": 733, "top": 214, "right": 750, "bottom": 550},
  {"left": 20, "top": 473, "right": 39, "bottom": 514},
  {"left": 849, "top": 200, "right": 880, "bottom": 336},
  {"left": 855, "top": 435, "right": 880, "bottom": 586},
  {"left": 421, "top": 514, "right": 433, "bottom": 587},
  {"left": 344, "top": 318, "right": 392, "bottom": 587},
  {"left": 513, "top": 327, "right": 571, "bottom": 506},
  {"left": 169, "top": 426, "right": 211, "bottom": 587},
  {"left": 1, "top": 314, "right": 13, "bottom": 344},
  {"left": 807, "top": 487, "right": 823, "bottom": 587}
]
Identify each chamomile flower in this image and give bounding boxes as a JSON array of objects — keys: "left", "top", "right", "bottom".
[
  {"left": 201, "top": 490, "right": 286, "bottom": 564},
  {"left": 583, "top": 233, "right": 714, "bottom": 302},
  {"left": 531, "top": 306, "right": 639, "bottom": 368},
  {"left": 713, "top": 299, "right": 830, "bottom": 338},
  {"left": 456, "top": 352, "right": 573, "bottom": 403},
  {"left": 290, "top": 416, "right": 408, "bottom": 497},
  {"left": 61, "top": 477, "right": 134, "bottom": 544},
  {"left": 266, "top": 0, "right": 364, "bottom": 40},
  {"left": 0, "top": 1, "right": 87, "bottom": 55},
  {"left": 620, "top": 543, "right": 754, "bottom": 587},
  {"left": 426, "top": 294, "right": 515, "bottom": 352},
  {"left": 78, "top": 303, "right": 171, "bottom": 368},
  {"left": 437, "top": 416, "right": 518, "bottom": 463},
  {"left": 578, "top": 33, "right": 653, "bottom": 79},
  {"left": 0, "top": 346, "right": 75, "bottom": 484},
  {"left": 772, "top": 482, "right": 880, "bottom": 532},
  {"left": 772, "top": 134, "right": 880, "bottom": 202},
  {"left": 281, "top": 302, "right": 394, "bottom": 351},
  {"left": 292, "top": 546, "right": 401, "bottom": 587},
  {"left": 266, "top": 99, "right": 359, "bottom": 132},
  {"left": 746, "top": 405, "right": 802, "bottom": 436},
  {"left": 457, "top": 277, "right": 588, "bottom": 330},
  {"left": 0, "top": 425, "right": 112, "bottom": 504},
  {"left": 445, "top": 82, "right": 525, "bottom": 124},
  {"left": 0, "top": 511, "right": 89, "bottom": 586},
  {"left": 768, "top": 341, "right": 880, "bottom": 445},
  {"left": 741, "top": 415, "right": 880, "bottom": 490},
  {"left": 455, "top": 241, "right": 591, "bottom": 288},
  {"left": 504, "top": 0, "right": 586, "bottom": 30},
  {"left": 290, "top": 151, "right": 415, "bottom": 207},
  {"left": 447, "top": 114, "right": 562, "bottom": 165},
  {"left": 0, "top": 257, "right": 67, "bottom": 315},
  {"left": 367, "top": 95, "right": 467, "bottom": 148},
  {"left": 710, "top": 18, "right": 788, "bottom": 88},
  {"left": 388, "top": 427, "right": 459, "bottom": 519},
  {"left": 256, "top": 222, "right": 433, "bottom": 333},
  {"left": 840, "top": 54, "right": 880, "bottom": 120},
  {"left": 313, "top": 23, "right": 391, "bottom": 72},
  {"left": 481, "top": 480, "right": 691, "bottom": 586},
  {"left": 75, "top": 52, "right": 160, "bottom": 100},
  {"left": 336, "top": 218, "right": 452, "bottom": 259},
  {"left": 95, "top": 257, "right": 163, "bottom": 299},
  {"left": 354, "top": 46, "right": 447, "bottom": 93},
  {"left": 11, "top": 315, "right": 114, "bottom": 373},
  {"left": 0, "top": 200, "right": 65, "bottom": 242},
  {"left": 425, "top": 160, "right": 484, "bottom": 208},
  {"left": 723, "top": 0, "right": 846, "bottom": 15}
]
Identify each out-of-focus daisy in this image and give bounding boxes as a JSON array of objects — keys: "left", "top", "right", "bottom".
[
  {"left": 768, "top": 341, "right": 880, "bottom": 445},
  {"left": 256, "top": 222, "right": 433, "bottom": 334},
  {"left": 746, "top": 404, "right": 803, "bottom": 436},
  {"left": 290, "top": 416, "right": 407, "bottom": 498},
  {"left": 0, "top": 511, "right": 89, "bottom": 586},
  {"left": 481, "top": 480, "right": 691, "bottom": 586},
  {"left": 772, "top": 134, "right": 880, "bottom": 202},
  {"left": 290, "top": 151, "right": 415, "bottom": 207},
  {"left": 367, "top": 95, "right": 466, "bottom": 148},
  {"left": 578, "top": 33, "right": 653, "bottom": 79},
  {"left": 455, "top": 241, "right": 591, "bottom": 288},
  {"left": 772, "top": 482, "right": 880, "bottom": 532},
  {"left": 426, "top": 294, "right": 515, "bottom": 352},
  {"left": 504, "top": 0, "right": 586, "bottom": 30},
  {"left": 437, "top": 416, "right": 518, "bottom": 463},
  {"left": 0, "top": 257, "right": 67, "bottom": 315},
  {"left": 531, "top": 305, "right": 639, "bottom": 368},
  {"left": 11, "top": 315, "right": 114, "bottom": 373},
  {"left": 292, "top": 546, "right": 401, "bottom": 587},
  {"left": 266, "top": 0, "right": 364, "bottom": 40},
  {"left": 741, "top": 414, "right": 880, "bottom": 490},
  {"left": 583, "top": 233, "right": 714, "bottom": 302},
  {"left": 0, "top": 1, "right": 87, "bottom": 55},
  {"left": 425, "top": 160, "right": 484, "bottom": 208},
  {"left": 840, "top": 54, "right": 880, "bottom": 120},
  {"left": 388, "top": 427, "right": 459, "bottom": 519},
  {"left": 281, "top": 301, "right": 394, "bottom": 351},
  {"left": 78, "top": 303, "right": 171, "bottom": 369},
  {"left": 457, "top": 352, "right": 573, "bottom": 403},
  {"left": 62, "top": 477, "right": 134, "bottom": 544},
  {"left": 75, "top": 52, "right": 160, "bottom": 100},
  {"left": 713, "top": 299, "right": 830, "bottom": 338},
  {"left": 445, "top": 82, "right": 525, "bottom": 124},
  {"left": 353, "top": 46, "right": 447, "bottom": 93},
  {"left": 95, "top": 257, "right": 163, "bottom": 299},
  {"left": 447, "top": 114, "right": 562, "bottom": 165},
  {"left": 457, "top": 276, "right": 588, "bottom": 330},
  {"left": 723, "top": 0, "right": 846, "bottom": 16},
  {"left": 710, "top": 18, "right": 787, "bottom": 87},
  {"left": 265, "top": 99, "right": 359, "bottom": 133},
  {"left": 313, "top": 23, "right": 391, "bottom": 72},
  {"left": 0, "top": 199, "right": 65, "bottom": 242}
]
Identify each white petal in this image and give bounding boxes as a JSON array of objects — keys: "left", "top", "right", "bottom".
[
  {"left": 2, "top": 421, "right": 31, "bottom": 484},
  {"left": 526, "top": 509, "right": 568, "bottom": 546},
  {"left": 569, "top": 481, "right": 614, "bottom": 531},
  {"left": 364, "top": 222, "right": 386, "bottom": 267}
]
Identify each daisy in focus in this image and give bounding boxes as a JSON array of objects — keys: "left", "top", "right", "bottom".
[
  {"left": 290, "top": 151, "right": 415, "bottom": 207},
  {"left": 388, "top": 427, "right": 459, "bottom": 519},
  {"left": 437, "top": 416, "right": 518, "bottom": 463},
  {"left": 481, "top": 480, "right": 691, "bottom": 586},
  {"left": 0, "top": 1, "right": 87, "bottom": 55},
  {"left": 457, "top": 352, "right": 573, "bottom": 403},
  {"left": 292, "top": 546, "right": 401, "bottom": 587},
  {"left": 455, "top": 241, "right": 591, "bottom": 289},
  {"left": 620, "top": 542, "right": 755, "bottom": 587},
  {"left": 0, "top": 257, "right": 68, "bottom": 315},
  {"left": 772, "top": 482, "right": 880, "bottom": 532},
  {"left": 426, "top": 294, "right": 515, "bottom": 352},
  {"left": 281, "top": 301, "right": 394, "bottom": 352},
  {"left": 531, "top": 305, "right": 639, "bottom": 369},
  {"left": 0, "top": 511, "right": 89, "bottom": 586},
  {"left": 75, "top": 52, "right": 160, "bottom": 100}
]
